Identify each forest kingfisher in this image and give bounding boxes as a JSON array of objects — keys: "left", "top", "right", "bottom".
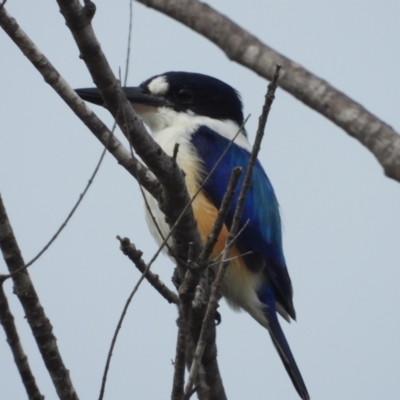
[{"left": 76, "top": 71, "right": 309, "bottom": 400}]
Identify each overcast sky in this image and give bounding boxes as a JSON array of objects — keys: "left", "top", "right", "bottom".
[{"left": 1, "top": 1, "right": 400, "bottom": 399}]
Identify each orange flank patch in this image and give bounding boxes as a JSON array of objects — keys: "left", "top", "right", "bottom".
[{"left": 192, "top": 190, "right": 251, "bottom": 281}]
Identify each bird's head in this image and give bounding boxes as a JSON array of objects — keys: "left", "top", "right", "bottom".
[{"left": 76, "top": 71, "right": 244, "bottom": 133}]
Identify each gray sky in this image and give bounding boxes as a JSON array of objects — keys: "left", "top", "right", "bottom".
[{"left": 1, "top": 1, "right": 400, "bottom": 399}]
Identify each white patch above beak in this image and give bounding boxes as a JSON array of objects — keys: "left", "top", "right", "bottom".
[{"left": 147, "top": 76, "right": 169, "bottom": 96}]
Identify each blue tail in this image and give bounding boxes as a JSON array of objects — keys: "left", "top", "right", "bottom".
[{"left": 260, "top": 286, "right": 310, "bottom": 400}]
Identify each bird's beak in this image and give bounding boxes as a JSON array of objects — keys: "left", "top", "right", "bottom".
[{"left": 75, "top": 87, "right": 170, "bottom": 108}]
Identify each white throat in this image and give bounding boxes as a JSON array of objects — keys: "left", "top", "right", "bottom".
[{"left": 132, "top": 105, "right": 251, "bottom": 152}]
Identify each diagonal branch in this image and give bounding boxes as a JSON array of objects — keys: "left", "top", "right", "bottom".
[
  {"left": 117, "top": 236, "right": 179, "bottom": 305},
  {"left": 182, "top": 167, "right": 242, "bottom": 400},
  {"left": 137, "top": 0, "right": 400, "bottom": 182},
  {"left": 174, "top": 140, "right": 246, "bottom": 400},
  {"left": 0, "top": 278, "right": 44, "bottom": 400},
  {"left": 22, "top": 145, "right": 107, "bottom": 272},
  {"left": 55, "top": 0, "right": 204, "bottom": 275},
  {"left": 97, "top": 236, "right": 179, "bottom": 400},
  {"left": 183, "top": 166, "right": 243, "bottom": 400},
  {"left": 0, "top": 5, "right": 161, "bottom": 201},
  {"left": 0, "top": 193, "right": 80, "bottom": 400}
]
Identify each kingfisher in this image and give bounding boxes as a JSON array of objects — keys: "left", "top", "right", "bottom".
[{"left": 76, "top": 71, "right": 309, "bottom": 399}]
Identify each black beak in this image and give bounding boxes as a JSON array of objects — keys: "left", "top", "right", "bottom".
[
  {"left": 75, "top": 87, "right": 105, "bottom": 106},
  {"left": 75, "top": 87, "right": 170, "bottom": 108}
]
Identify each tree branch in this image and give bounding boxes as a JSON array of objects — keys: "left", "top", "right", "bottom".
[
  {"left": 55, "top": 0, "right": 204, "bottom": 274},
  {"left": 117, "top": 236, "right": 179, "bottom": 305},
  {"left": 0, "top": 5, "right": 161, "bottom": 201},
  {"left": 0, "top": 278, "right": 44, "bottom": 400},
  {"left": 99, "top": 236, "right": 180, "bottom": 400},
  {"left": 0, "top": 193, "right": 79, "bottom": 400},
  {"left": 182, "top": 167, "right": 243, "bottom": 399},
  {"left": 137, "top": 0, "right": 400, "bottom": 182},
  {"left": 175, "top": 165, "right": 245, "bottom": 400},
  {"left": 171, "top": 324, "right": 186, "bottom": 400}
]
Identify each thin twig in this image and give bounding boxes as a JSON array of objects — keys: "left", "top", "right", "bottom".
[
  {"left": 180, "top": 168, "right": 243, "bottom": 399},
  {"left": 224, "top": 219, "right": 250, "bottom": 252},
  {"left": 5, "top": 119, "right": 119, "bottom": 279},
  {"left": 140, "top": 185, "right": 176, "bottom": 259},
  {"left": 98, "top": 236, "right": 179, "bottom": 400},
  {"left": 96, "top": 1, "right": 149, "bottom": 396},
  {"left": 123, "top": 0, "right": 133, "bottom": 86},
  {"left": 208, "top": 219, "right": 251, "bottom": 267},
  {"left": 208, "top": 250, "right": 253, "bottom": 267},
  {"left": 0, "top": 279, "right": 44, "bottom": 400},
  {"left": 117, "top": 236, "right": 179, "bottom": 304},
  {"left": 24, "top": 146, "right": 107, "bottom": 270}
]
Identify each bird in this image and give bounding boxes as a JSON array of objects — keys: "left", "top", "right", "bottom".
[{"left": 76, "top": 71, "right": 310, "bottom": 400}]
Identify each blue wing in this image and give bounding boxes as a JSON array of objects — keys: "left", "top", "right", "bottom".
[
  {"left": 191, "top": 126, "right": 295, "bottom": 318},
  {"left": 191, "top": 126, "right": 310, "bottom": 399}
]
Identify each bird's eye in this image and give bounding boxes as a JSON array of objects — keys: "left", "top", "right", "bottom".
[{"left": 175, "top": 89, "right": 193, "bottom": 103}]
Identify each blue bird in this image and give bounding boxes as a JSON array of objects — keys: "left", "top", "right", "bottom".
[{"left": 76, "top": 71, "right": 309, "bottom": 400}]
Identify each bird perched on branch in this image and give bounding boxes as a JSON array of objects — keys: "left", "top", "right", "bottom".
[{"left": 76, "top": 71, "right": 309, "bottom": 400}]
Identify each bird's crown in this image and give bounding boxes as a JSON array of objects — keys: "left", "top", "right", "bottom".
[{"left": 139, "top": 71, "right": 244, "bottom": 126}]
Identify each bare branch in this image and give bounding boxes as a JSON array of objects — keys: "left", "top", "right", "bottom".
[
  {"left": 0, "top": 6, "right": 161, "bottom": 200},
  {"left": 140, "top": 186, "right": 177, "bottom": 260},
  {"left": 182, "top": 167, "right": 243, "bottom": 399},
  {"left": 173, "top": 121, "right": 248, "bottom": 400},
  {"left": 176, "top": 167, "right": 243, "bottom": 400},
  {"left": 0, "top": 193, "right": 79, "bottom": 400},
  {"left": 137, "top": 0, "right": 400, "bottom": 182},
  {"left": 0, "top": 137, "right": 115, "bottom": 282},
  {"left": 171, "top": 324, "right": 186, "bottom": 400},
  {"left": 99, "top": 236, "right": 179, "bottom": 400},
  {"left": 123, "top": 0, "right": 134, "bottom": 85},
  {"left": 117, "top": 236, "right": 179, "bottom": 305},
  {"left": 55, "top": 0, "right": 204, "bottom": 275},
  {"left": 0, "top": 279, "right": 44, "bottom": 400},
  {"left": 179, "top": 163, "right": 246, "bottom": 400},
  {"left": 209, "top": 250, "right": 253, "bottom": 267},
  {"left": 231, "top": 66, "right": 281, "bottom": 238},
  {"left": 23, "top": 146, "right": 107, "bottom": 270}
]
